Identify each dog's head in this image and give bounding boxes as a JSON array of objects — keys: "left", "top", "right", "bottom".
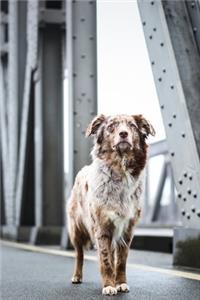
[{"left": 86, "top": 114, "right": 155, "bottom": 156}]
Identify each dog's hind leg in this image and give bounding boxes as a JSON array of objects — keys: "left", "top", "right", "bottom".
[{"left": 72, "top": 240, "right": 84, "bottom": 284}]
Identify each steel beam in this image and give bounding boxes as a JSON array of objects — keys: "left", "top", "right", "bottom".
[
  {"left": 66, "top": 0, "right": 97, "bottom": 180},
  {"left": 138, "top": 0, "right": 200, "bottom": 267}
]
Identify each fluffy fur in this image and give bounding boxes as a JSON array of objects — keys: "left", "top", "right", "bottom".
[{"left": 67, "top": 114, "right": 155, "bottom": 295}]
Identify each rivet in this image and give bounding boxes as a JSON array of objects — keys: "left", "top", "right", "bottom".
[
  {"left": 160, "top": 105, "right": 164, "bottom": 109},
  {"left": 170, "top": 85, "right": 174, "bottom": 89},
  {"left": 163, "top": 69, "right": 166, "bottom": 73},
  {"left": 191, "top": 206, "right": 196, "bottom": 213},
  {"left": 184, "top": 172, "right": 187, "bottom": 178},
  {"left": 89, "top": 36, "right": 94, "bottom": 40},
  {"left": 178, "top": 180, "right": 183, "bottom": 185},
  {"left": 74, "top": 149, "right": 78, "bottom": 154},
  {"left": 158, "top": 77, "right": 162, "bottom": 82},
  {"left": 160, "top": 42, "right": 164, "bottom": 47},
  {"left": 72, "top": 36, "right": 77, "bottom": 40},
  {"left": 80, "top": 18, "right": 85, "bottom": 22},
  {"left": 73, "top": 73, "right": 77, "bottom": 77},
  {"left": 153, "top": 27, "right": 157, "bottom": 31},
  {"left": 81, "top": 92, "right": 86, "bottom": 97},
  {"left": 187, "top": 189, "right": 191, "bottom": 195},
  {"left": 81, "top": 55, "right": 86, "bottom": 59},
  {"left": 143, "top": 21, "right": 146, "bottom": 26},
  {"left": 193, "top": 193, "right": 197, "bottom": 198},
  {"left": 197, "top": 211, "right": 200, "bottom": 217},
  {"left": 151, "top": 61, "right": 155, "bottom": 65},
  {"left": 149, "top": 35, "right": 153, "bottom": 39},
  {"left": 89, "top": 0, "right": 94, "bottom": 4},
  {"left": 168, "top": 123, "right": 172, "bottom": 127},
  {"left": 187, "top": 214, "right": 190, "bottom": 220},
  {"left": 181, "top": 210, "right": 185, "bottom": 216},
  {"left": 73, "top": 111, "right": 77, "bottom": 115},
  {"left": 178, "top": 193, "right": 182, "bottom": 198},
  {"left": 90, "top": 74, "right": 94, "bottom": 78},
  {"left": 189, "top": 175, "right": 193, "bottom": 180},
  {"left": 173, "top": 114, "right": 176, "bottom": 119},
  {"left": 183, "top": 197, "right": 187, "bottom": 202},
  {"left": 182, "top": 133, "right": 186, "bottom": 138},
  {"left": 171, "top": 152, "right": 175, "bottom": 157},
  {"left": 191, "top": 2, "right": 195, "bottom": 8},
  {"left": 193, "top": 27, "right": 197, "bottom": 33},
  {"left": 150, "top": 1, "right": 154, "bottom": 5}
]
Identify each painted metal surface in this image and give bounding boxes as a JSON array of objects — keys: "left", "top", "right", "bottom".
[
  {"left": 66, "top": 0, "right": 97, "bottom": 180},
  {"left": 138, "top": 0, "right": 200, "bottom": 229}
]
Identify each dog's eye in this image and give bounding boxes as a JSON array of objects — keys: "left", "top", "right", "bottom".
[
  {"left": 107, "top": 124, "right": 115, "bottom": 132},
  {"left": 128, "top": 122, "right": 136, "bottom": 129}
]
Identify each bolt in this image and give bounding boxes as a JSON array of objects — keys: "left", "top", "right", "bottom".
[{"left": 191, "top": 206, "right": 196, "bottom": 213}]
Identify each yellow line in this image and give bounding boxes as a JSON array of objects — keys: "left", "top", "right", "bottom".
[{"left": 1, "top": 240, "right": 200, "bottom": 281}]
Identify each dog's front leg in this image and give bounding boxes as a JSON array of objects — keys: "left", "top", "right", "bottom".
[
  {"left": 115, "top": 222, "right": 134, "bottom": 293},
  {"left": 96, "top": 233, "right": 117, "bottom": 296}
]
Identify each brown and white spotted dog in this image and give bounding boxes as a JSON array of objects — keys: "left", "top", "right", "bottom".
[{"left": 67, "top": 114, "right": 155, "bottom": 296}]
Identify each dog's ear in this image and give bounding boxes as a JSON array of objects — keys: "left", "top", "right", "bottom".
[
  {"left": 85, "top": 114, "right": 106, "bottom": 137},
  {"left": 133, "top": 114, "right": 155, "bottom": 137}
]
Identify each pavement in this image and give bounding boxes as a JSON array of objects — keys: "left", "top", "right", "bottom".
[{"left": 0, "top": 241, "right": 200, "bottom": 300}]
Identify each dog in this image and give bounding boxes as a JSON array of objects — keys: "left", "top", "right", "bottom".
[{"left": 67, "top": 114, "right": 155, "bottom": 296}]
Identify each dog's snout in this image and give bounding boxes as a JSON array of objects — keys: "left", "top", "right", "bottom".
[{"left": 119, "top": 131, "right": 128, "bottom": 138}]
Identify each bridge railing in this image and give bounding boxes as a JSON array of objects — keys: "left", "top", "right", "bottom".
[{"left": 140, "top": 139, "right": 180, "bottom": 226}]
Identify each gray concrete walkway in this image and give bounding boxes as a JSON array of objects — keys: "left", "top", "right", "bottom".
[{"left": 1, "top": 242, "right": 200, "bottom": 300}]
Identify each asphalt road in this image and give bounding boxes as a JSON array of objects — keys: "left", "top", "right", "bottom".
[{"left": 1, "top": 243, "right": 200, "bottom": 300}]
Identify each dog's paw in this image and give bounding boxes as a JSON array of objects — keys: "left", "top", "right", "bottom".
[
  {"left": 71, "top": 275, "right": 82, "bottom": 284},
  {"left": 102, "top": 286, "right": 118, "bottom": 296},
  {"left": 116, "top": 283, "right": 130, "bottom": 293}
]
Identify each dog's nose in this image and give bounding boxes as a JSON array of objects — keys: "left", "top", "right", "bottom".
[{"left": 119, "top": 131, "right": 128, "bottom": 138}]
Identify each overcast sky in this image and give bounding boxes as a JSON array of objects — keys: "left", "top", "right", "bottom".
[{"left": 97, "top": 0, "right": 166, "bottom": 143}]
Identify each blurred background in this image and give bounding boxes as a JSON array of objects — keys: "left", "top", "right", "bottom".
[{"left": 1, "top": 0, "right": 200, "bottom": 269}]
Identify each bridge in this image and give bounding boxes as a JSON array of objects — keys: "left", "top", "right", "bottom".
[{"left": 0, "top": 0, "right": 200, "bottom": 299}]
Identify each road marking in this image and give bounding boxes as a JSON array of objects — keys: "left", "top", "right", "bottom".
[{"left": 1, "top": 239, "right": 200, "bottom": 281}]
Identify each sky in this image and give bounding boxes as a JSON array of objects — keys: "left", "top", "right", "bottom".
[{"left": 97, "top": 0, "right": 166, "bottom": 143}]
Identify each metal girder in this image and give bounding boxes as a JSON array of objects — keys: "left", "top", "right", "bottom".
[
  {"left": 66, "top": 0, "right": 97, "bottom": 181},
  {"left": 15, "top": 0, "right": 39, "bottom": 226},
  {"left": 138, "top": 0, "right": 200, "bottom": 230}
]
